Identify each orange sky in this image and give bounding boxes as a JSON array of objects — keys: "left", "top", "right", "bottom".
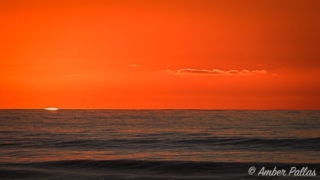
[{"left": 0, "top": 0, "right": 319, "bottom": 109}]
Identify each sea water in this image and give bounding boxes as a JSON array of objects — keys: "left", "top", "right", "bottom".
[{"left": 0, "top": 110, "right": 319, "bottom": 179}]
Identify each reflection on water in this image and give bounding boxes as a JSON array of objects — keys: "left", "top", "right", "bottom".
[{"left": 1, "top": 110, "right": 319, "bottom": 163}]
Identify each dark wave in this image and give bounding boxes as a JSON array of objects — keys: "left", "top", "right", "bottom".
[
  {"left": 1, "top": 159, "right": 320, "bottom": 180},
  {"left": 2, "top": 137, "right": 319, "bottom": 151}
]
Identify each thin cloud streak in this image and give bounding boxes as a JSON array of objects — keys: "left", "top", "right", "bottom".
[
  {"left": 128, "top": 64, "right": 143, "bottom": 68},
  {"left": 166, "top": 68, "right": 267, "bottom": 76}
]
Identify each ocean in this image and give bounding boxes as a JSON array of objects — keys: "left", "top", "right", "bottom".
[{"left": 0, "top": 110, "right": 319, "bottom": 179}]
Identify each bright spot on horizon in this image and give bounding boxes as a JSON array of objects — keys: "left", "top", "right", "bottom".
[{"left": 44, "top": 107, "right": 59, "bottom": 111}]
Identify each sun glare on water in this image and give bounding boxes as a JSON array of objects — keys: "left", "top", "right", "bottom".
[{"left": 44, "top": 107, "right": 59, "bottom": 111}]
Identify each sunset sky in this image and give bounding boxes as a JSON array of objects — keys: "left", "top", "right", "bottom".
[{"left": 1, "top": 0, "right": 319, "bottom": 109}]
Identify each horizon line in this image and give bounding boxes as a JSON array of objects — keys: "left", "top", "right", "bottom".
[{"left": 0, "top": 108, "right": 319, "bottom": 111}]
